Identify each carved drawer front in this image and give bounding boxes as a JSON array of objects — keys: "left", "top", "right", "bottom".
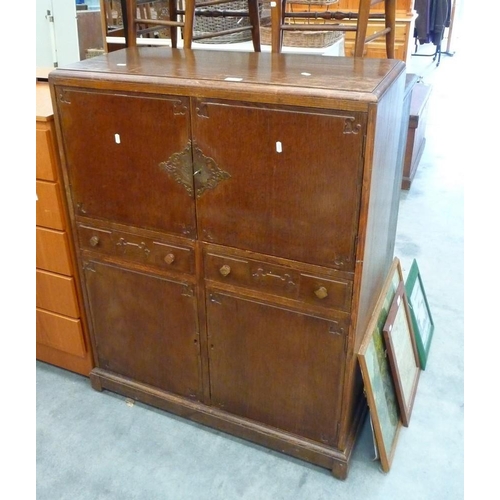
[
  {"left": 36, "top": 180, "right": 65, "bottom": 230},
  {"left": 205, "top": 252, "right": 352, "bottom": 312},
  {"left": 77, "top": 223, "right": 195, "bottom": 274},
  {"left": 205, "top": 253, "right": 299, "bottom": 300}
]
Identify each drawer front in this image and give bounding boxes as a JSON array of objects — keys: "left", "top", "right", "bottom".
[
  {"left": 36, "top": 180, "right": 65, "bottom": 230},
  {"left": 299, "top": 273, "right": 353, "bottom": 312},
  {"left": 205, "top": 252, "right": 300, "bottom": 300},
  {"left": 77, "top": 223, "right": 195, "bottom": 274},
  {"left": 36, "top": 123, "right": 58, "bottom": 181},
  {"left": 36, "top": 308, "right": 86, "bottom": 357},
  {"left": 205, "top": 252, "right": 352, "bottom": 312},
  {"left": 36, "top": 227, "right": 73, "bottom": 276},
  {"left": 36, "top": 269, "right": 80, "bottom": 318}
]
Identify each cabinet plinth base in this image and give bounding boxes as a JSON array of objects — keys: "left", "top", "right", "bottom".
[{"left": 89, "top": 367, "right": 367, "bottom": 480}]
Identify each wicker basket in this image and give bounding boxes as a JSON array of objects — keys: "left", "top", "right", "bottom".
[
  {"left": 260, "top": 24, "right": 344, "bottom": 48},
  {"left": 194, "top": 1, "right": 261, "bottom": 44}
]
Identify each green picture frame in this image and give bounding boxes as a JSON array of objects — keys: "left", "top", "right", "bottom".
[
  {"left": 358, "top": 257, "right": 404, "bottom": 473},
  {"left": 405, "top": 259, "right": 434, "bottom": 370}
]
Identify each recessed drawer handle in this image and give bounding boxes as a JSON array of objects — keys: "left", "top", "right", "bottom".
[
  {"left": 164, "top": 253, "right": 175, "bottom": 265},
  {"left": 314, "top": 286, "right": 328, "bottom": 299},
  {"left": 89, "top": 236, "right": 99, "bottom": 247},
  {"left": 219, "top": 265, "right": 231, "bottom": 277}
]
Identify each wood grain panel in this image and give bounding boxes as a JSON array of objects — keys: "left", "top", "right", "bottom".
[
  {"left": 36, "top": 269, "right": 80, "bottom": 318},
  {"left": 36, "top": 180, "right": 66, "bottom": 230},
  {"left": 36, "top": 124, "right": 58, "bottom": 181},
  {"left": 36, "top": 227, "right": 73, "bottom": 276},
  {"left": 36, "top": 308, "right": 86, "bottom": 357}
]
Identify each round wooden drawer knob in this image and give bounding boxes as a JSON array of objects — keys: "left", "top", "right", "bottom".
[
  {"left": 314, "top": 286, "right": 328, "bottom": 299},
  {"left": 89, "top": 236, "right": 99, "bottom": 247},
  {"left": 164, "top": 253, "right": 175, "bottom": 265},
  {"left": 219, "top": 265, "right": 231, "bottom": 277}
]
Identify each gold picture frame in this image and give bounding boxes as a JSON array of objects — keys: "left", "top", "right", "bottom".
[{"left": 358, "top": 257, "right": 404, "bottom": 473}]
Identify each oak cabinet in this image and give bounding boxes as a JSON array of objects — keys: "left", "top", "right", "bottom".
[
  {"left": 36, "top": 83, "right": 94, "bottom": 375},
  {"left": 49, "top": 48, "right": 406, "bottom": 479}
]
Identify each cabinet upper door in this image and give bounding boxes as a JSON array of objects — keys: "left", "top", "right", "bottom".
[
  {"left": 56, "top": 89, "right": 196, "bottom": 238},
  {"left": 192, "top": 99, "right": 366, "bottom": 271}
]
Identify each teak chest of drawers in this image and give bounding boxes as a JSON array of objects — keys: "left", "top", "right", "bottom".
[
  {"left": 49, "top": 48, "right": 406, "bottom": 479},
  {"left": 36, "top": 82, "right": 94, "bottom": 376}
]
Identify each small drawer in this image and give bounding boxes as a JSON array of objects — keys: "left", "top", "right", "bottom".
[
  {"left": 36, "top": 269, "right": 80, "bottom": 318},
  {"left": 299, "top": 273, "right": 352, "bottom": 312},
  {"left": 77, "top": 224, "right": 115, "bottom": 254},
  {"left": 205, "top": 251, "right": 352, "bottom": 311},
  {"left": 77, "top": 223, "right": 195, "bottom": 274},
  {"left": 205, "top": 253, "right": 299, "bottom": 300},
  {"left": 36, "top": 180, "right": 65, "bottom": 230},
  {"left": 36, "top": 227, "right": 73, "bottom": 276},
  {"left": 36, "top": 308, "right": 86, "bottom": 357}
]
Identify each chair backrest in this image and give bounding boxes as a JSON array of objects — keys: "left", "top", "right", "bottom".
[
  {"left": 271, "top": 0, "right": 395, "bottom": 58},
  {"left": 121, "top": 0, "right": 261, "bottom": 51}
]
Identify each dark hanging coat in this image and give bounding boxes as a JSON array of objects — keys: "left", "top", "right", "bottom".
[{"left": 414, "top": 0, "right": 451, "bottom": 46}]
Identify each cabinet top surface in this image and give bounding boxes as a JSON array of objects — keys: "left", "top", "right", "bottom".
[
  {"left": 36, "top": 82, "right": 54, "bottom": 121},
  {"left": 49, "top": 48, "right": 405, "bottom": 107}
]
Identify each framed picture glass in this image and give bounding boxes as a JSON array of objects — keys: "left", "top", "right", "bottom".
[
  {"left": 405, "top": 259, "right": 435, "bottom": 370},
  {"left": 382, "top": 281, "right": 421, "bottom": 427},
  {"left": 358, "top": 257, "right": 404, "bottom": 473}
]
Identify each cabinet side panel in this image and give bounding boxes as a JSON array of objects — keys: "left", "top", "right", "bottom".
[
  {"left": 338, "top": 71, "right": 406, "bottom": 448},
  {"left": 355, "top": 71, "right": 406, "bottom": 352}
]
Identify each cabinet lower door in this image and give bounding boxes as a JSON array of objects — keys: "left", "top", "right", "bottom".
[
  {"left": 206, "top": 290, "right": 346, "bottom": 447},
  {"left": 84, "top": 259, "right": 202, "bottom": 400}
]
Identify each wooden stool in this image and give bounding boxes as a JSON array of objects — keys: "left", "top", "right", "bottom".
[{"left": 271, "top": 0, "right": 395, "bottom": 57}]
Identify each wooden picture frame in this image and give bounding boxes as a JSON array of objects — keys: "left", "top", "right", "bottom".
[
  {"left": 405, "top": 259, "right": 435, "bottom": 370},
  {"left": 382, "top": 281, "right": 421, "bottom": 427},
  {"left": 358, "top": 257, "right": 404, "bottom": 473}
]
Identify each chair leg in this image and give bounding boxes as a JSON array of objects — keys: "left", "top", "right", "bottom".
[
  {"left": 271, "top": 0, "right": 285, "bottom": 53},
  {"left": 124, "top": 0, "right": 137, "bottom": 47},
  {"left": 354, "top": 0, "right": 370, "bottom": 57},
  {"left": 183, "top": 0, "right": 195, "bottom": 49},
  {"left": 248, "top": 0, "right": 261, "bottom": 52},
  {"left": 385, "top": 0, "right": 396, "bottom": 58},
  {"left": 168, "top": 0, "right": 178, "bottom": 47}
]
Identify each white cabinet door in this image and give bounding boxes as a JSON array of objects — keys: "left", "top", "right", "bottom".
[{"left": 36, "top": 0, "right": 80, "bottom": 69}]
